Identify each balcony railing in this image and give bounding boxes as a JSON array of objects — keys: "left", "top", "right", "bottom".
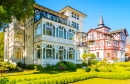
[{"left": 76, "top": 42, "right": 88, "bottom": 47}]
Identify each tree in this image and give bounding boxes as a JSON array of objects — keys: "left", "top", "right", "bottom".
[
  {"left": 0, "top": 0, "right": 35, "bottom": 29},
  {"left": 82, "top": 53, "right": 89, "bottom": 62},
  {"left": 0, "top": 32, "right": 4, "bottom": 61}
]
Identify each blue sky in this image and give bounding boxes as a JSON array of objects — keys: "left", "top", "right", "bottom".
[{"left": 36, "top": 0, "right": 130, "bottom": 34}]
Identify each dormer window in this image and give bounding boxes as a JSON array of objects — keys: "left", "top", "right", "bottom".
[{"left": 71, "top": 13, "right": 79, "bottom": 20}]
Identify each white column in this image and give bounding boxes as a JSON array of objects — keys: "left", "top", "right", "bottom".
[
  {"left": 66, "top": 47, "right": 67, "bottom": 61},
  {"left": 55, "top": 45, "right": 56, "bottom": 64},
  {"left": 75, "top": 47, "right": 76, "bottom": 64},
  {"left": 41, "top": 20, "right": 43, "bottom": 66}
]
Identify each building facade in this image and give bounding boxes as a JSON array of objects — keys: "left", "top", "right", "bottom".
[
  {"left": 87, "top": 15, "right": 128, "bottom": 62},
  {"left": 4, "top": 5, "right": 88, "bottom": 66}
]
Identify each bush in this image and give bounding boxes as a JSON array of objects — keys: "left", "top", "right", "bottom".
[
  {"left": 85, "top": 68, "right": 91, "bottom": 72},
  {"left": 16, "top": 62, "right": 26, "bottom": 69},
  {"left": 96, "top": 67, "right": 111, "bottom": 72},
  {"left": 115, "top": 62, "right": 130, "bottom": 67},
  {"left": 34, "top": 65, "right": 42, "bottom": 71},
  {"left": 56, "top": 62, "right": 67, "bottom": 70},
  {"left": 25, "top": 65, "right": 34, "bottom": 70},
  {"left": 76, "top": 64, "right": 82, "bottom": 68},
  {"left": 82, "top": 62, "right": 87, "bottom": 67},
  {"left": 66, "top": 62, "right": 76, "bottom": 70},
  {"left": 92, "top": 60, "right": 98, "bottom": 65}
]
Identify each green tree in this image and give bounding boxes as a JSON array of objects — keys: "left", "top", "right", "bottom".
[
  {"left": 82, "top": 53, "right": 89, "bottom": 62},
  {"left": 0, "top": 0, "right": 35, "bottom": 29},
  {"left": 0, "top": 32, "right": 4, "bottom": 61}
]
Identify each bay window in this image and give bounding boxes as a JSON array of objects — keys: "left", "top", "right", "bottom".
[{"left": 15, "top": 31, "right": 23, "bottom": 42}]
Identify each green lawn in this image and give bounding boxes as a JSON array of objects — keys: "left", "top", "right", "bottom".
[{"left": 69, "top": 78, "right": 130, "bottom": 84}]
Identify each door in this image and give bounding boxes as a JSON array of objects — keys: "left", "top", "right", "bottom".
[{"left": 59, "top": 50, "right": 63, "bottom": 60}]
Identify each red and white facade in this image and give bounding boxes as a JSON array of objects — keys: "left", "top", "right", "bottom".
[{"left": 87, "top": 15, "right": 128, "bottom": 62}]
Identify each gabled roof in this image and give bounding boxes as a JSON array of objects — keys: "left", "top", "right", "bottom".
[
  {"left": 59, "top": 6, "right": 87, "bottom": 17},
  {"left": 106, "top": 28, "right": 129, "bottom": 36}
]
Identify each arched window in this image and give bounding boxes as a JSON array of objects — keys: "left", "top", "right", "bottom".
[
  {"left": 43, "top": 22, "right": 55, "bottom": 36},
  {"left": 43, "top": 45, "right": 55, "bottom": 59},
  {"left": 35, "top": 23, "right": 42, "bottom": 36},
  {"left": 56, "top": 26, "right": 66, "bottom": 39},
  {"left": 68, "top": 48, "right": 75, "bottom": 59},
  {"left": 68, "top": 29, "right": 74, "bottom": 40},
  {"left": 15, "top": 31, "right": 23, "bottom": 42},
  {"left": 56, "top": 46, "right": 66, "bottom": 60},
  {"left": 14, "top": 48, "right": 23, "bottom": 59}
]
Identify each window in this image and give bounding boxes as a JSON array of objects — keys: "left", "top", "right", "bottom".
[
  {"left": 77, "top": 23, "right": 79, "bottom": 30},
  {"left": 121, "top": 52, "right": 123, "bottom": 58},
  {"left": 96, "top": 42, "right": 99, "bottom": 47},
  {"left": 15, "top": 31, "right": 23, "bottom": 42},
  {"left": 59, "top": 26, "right": 63, "bottom": 38},
  {"left": 56, "top": 26, "right": 66, "bottom": 39},
  {"left": 72, "top": 13, "right": 79, "bottom": 20},
  {"left": 43, "top": 45, "right": 55, "bottom": 59},
  {"left": 68, "top": 29, "right": 74, "bottom": 40},
  {"left": 84, "top": 50, "right": 87, "bottom": 53},
  {"left": 35, "top": 23, "right": 42, "bottom": 36},
  {"left": 76, "top": 52, "right": 80, "bottom": 60},
  {"left": 43, "top": 22, "right": 55, "bottom": 36},
  {"left": 68, "top": 48, "right": 75, "bottom": 59},
  {"left": 77, "top": 15, "right": 79, "bottom": 20},
  {"left": 14, "top": 48, "right": 23, "bottom": 59},
  {"left": 36, "top": 45, "right": 41, "bottom": 59},
  {"left": 96, "top": 52, "right": 99, "bottom": 58},
  {"left": 91, "top": 35, "right": 94, "bottom": 38},
  {"left": 125, "top": 48, "right": 129, "bottom": 52},
  {"left": 106, "top": 41, "right": 111, "bottom": 46},
  {"left": 107, "top": 52, "right": 111, "bottom": 58}
]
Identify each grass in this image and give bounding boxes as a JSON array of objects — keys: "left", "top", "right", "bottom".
[{"left": 69, "top": 78, "right": 130, "bottom": 84}]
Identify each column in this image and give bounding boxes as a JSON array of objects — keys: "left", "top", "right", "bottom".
[
  {"left": 55, "top": 45, "right": 56, "bottom": 64},
  {"left": 41, "top": 20, "right": 43, "bottom": 66}
]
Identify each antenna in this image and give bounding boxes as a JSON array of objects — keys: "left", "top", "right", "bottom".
[{"left": 101, "top": 10, "right": 102, "bottom": 15}]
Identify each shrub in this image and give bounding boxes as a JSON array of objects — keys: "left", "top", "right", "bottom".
[
  {"left": 56, "top": 62, "right": 67, "bottom": 70},
  {"left": 25, "top": 65, "right": 34, "bottom": 70},
  {"left": 50, "top": 65, "right": 56, "bottom": 71},
  {"left": 16, "top": 62, "right": 26, "bottom": 69},
  {"left": 82, "top": 62, "right": 87, "bottom": 67},
  {"left": 76, "top": 64, "right": 82, "bottom": 68},
  {"left": 85, "top": 68, "right": 91, "bottom": 72},
  {"left": 92, "top": 60, "right": 98, "bottom": 65},
  {"left": 66, "top": 62, "right": 77, "bottom": 70},
  {"left": 34, "top": 65, "right": 42, "bottom": 71},
  {"left": 96, "top": 67, "right": 111, "bottom": 72}
]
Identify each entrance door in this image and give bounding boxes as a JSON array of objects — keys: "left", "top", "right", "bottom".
[{"left": 59, "top": 50, "right": 63, "bottom": 60}]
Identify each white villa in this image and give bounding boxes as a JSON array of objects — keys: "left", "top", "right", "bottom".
[{"left": 4, "top": 4, "right": 88, "bottom": 66}]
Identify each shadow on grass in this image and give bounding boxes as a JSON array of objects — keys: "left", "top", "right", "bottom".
[{"left": 5, "top": 70, "right": 77, "bottom": 77}]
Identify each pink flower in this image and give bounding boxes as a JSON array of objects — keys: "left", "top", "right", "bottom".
[{"left": 60, "top": 66, "right": 63, "bottom": 69}]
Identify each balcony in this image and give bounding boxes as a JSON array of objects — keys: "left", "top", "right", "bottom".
[
  {"left": 34, "top": 35, "right": 76, "bottom": 45},
  {"left": 76, "top": 42, "right": 88, "bottom": 47}
]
